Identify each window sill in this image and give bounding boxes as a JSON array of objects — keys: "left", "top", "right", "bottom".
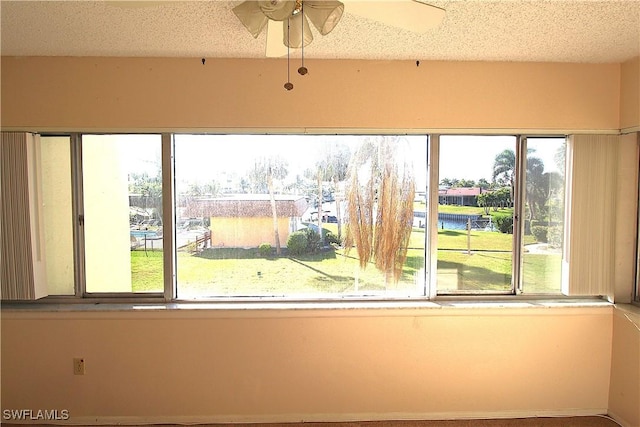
[{"left": 1, "top": 297, "right": 613, "bottom": 319}]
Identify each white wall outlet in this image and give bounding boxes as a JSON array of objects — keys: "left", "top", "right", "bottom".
[{"left": 73, "top": 358, "right": 85, "bottom": 375}]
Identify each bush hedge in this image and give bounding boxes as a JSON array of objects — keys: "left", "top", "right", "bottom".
[
  {"left": 531, "top": 225, "right": 548, "bottom": 243},
  {"left": 287, "top": 228, "right": 323, "bottom": 256},
  {"left": 494, "top": 214, "right": 514, "bottom": 234},
  {"left": 258, "top": 243, "right": 272, "bottom": 257},
  {"left": 287, "top": 232, "right": 309, "bottom": 256}
]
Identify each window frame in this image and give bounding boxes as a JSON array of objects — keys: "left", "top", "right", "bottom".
[
  {"left": 635, "top": 137, "right": 640, "bottom": 304},
  {"left": 8, "top": 131, "right": 576, "bottom": 304},
  {"left": 431, "top": 134, "right": 567, "bottom": 297}
]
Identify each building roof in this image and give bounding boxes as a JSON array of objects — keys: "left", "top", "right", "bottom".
[
  {"left": 440, "top": 187, "right": 483, "bottom": 197},
  {"left": 184, "top": 194, "right": 308, "bottom": 218}
]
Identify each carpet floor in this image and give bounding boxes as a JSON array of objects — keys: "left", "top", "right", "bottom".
[{"left": 10, "top": 416, "right": 623, "bottom": 427}]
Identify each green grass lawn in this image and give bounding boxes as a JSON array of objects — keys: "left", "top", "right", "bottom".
[
  {"left": 130, "top": 250, "right": 164, "bottom": 292},
  {"left": 131, "top": 247, "right": 422, "bottom": 296},
  {"left": 131, "top": 224, "right": 560, "bottom": 296}
]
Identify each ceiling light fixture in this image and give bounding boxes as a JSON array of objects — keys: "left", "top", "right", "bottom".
[{"left": 233, "top": 0, "right": 344, "bottom": 49}]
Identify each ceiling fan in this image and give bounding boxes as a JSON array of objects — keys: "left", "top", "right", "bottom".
[{"left": 232, "top": 0, "right": 446, "bottom": 58}]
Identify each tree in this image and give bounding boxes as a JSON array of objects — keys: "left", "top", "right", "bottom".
[
  {"left": 492, "top": 148, "right": 550, "bottom": 221},
  {"left": 250, "top": 157, "right": 289, "bottom": 254},
  {"left": 440, "top": 177, "right": 455, "bottom": 187},
  {"left": 492, "top": 149, "right": 516, "bottom": 198},
  {"left": 458, "top": 179, "right": 476, "bottom": 188},
  {"left": 477, "top": 192, "right": 492, "bottom": 215},
  {"left": 493, "top": 187, "right": 511, "bottom": 209},
  {"left": 128, "top": 171, "right": 162, "bottom": 220},
  {"left": 186, "top": 180, "right": 220, "bottom": 197},
  {"left": 554, "top": 143, "right": 566, "bottom": 174},
  {"left": 239, "top": 177, "right": 250, "bottom": 193},
  {"left": 316, "top": 142, "right": 350, "bottom": 240},
  {"left": 344, "top": 136, "right": 415, "bottom": 285},
  {"left": 525, "top": 156, "right": 545, "bottom": 221},
  {"left": 477, "top": 178, "right": 491, "bottom": 189}
]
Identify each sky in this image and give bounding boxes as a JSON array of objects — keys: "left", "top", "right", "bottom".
[
  {"left": 171, "top": 134, "right": 427, "bottom": 186},
  {"left": 439, "top": 135, "right": 565, "bottom": 182},
  {"left": 98, "top": 133, "right": 564, "bottom": 188}
]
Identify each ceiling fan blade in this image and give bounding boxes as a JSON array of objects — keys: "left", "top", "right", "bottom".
[
  {"left": 233, "top": 1, "right": 269, "bottom": 38},
  {"left": 303, "top": 0, "right": 345, "bottom": 35},
  {"left": 265, "top": 20, "right": 288, "bottom": 58},
  {"left": 344, "top": 0, "right": 445, "bottom": 33}
]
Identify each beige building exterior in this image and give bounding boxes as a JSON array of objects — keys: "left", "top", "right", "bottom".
[{"left": 185, "top": 194, "right": 308, "bottom": 248}]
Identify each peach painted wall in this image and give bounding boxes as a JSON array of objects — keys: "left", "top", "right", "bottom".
[
  {"left": 608, "top": 307, "right": 640, "bottom": 427},
  {"left": 620, "top": 57, "right": 640, "bottom": 130},
  {"left": 1, "top": 306, "right": 612, "bottom": 424},
  {"left": 0, "top": 56, "right": 632, "bottom": 424},
  {"left": 0, "top": 57, "right": 621, "bottom": 132},
  {"left": 614, "top": 133, "right": 639, "bottom": 303}
]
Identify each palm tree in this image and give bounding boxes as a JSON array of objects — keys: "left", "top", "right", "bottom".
[
  {"left": 525, "top": 156, "right": 545, "bottom": 221},
  {"left": 250, "top": 157, "right": 288, "bottom": 254},
  {"left": 343, "top": 136, "right": 415, "bottom": 285},
  {"left": 492, "top": 148, "right": 550, "bottom": 221},
  {"left": 492, "top": 149, "right": 516, "bottom": 202}
]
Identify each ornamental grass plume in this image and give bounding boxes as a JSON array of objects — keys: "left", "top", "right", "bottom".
[{"left": 344, "top": 136, "right": 415, "bottom": 285}]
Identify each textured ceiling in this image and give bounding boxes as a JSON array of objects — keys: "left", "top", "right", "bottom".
[{"left": 1, "top": 0, "right": 639, "bottom": 63}]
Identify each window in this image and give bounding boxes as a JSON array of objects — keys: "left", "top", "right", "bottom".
[
  {"left": 173, "top": 134, "right": 427, "bottom": 298},
  {"left": 3, "top": 131, "right": 577, "bottom": 302},
  {"left": 81, "top": 135, "right": 164, "bottom": 294},
  {"left": 437, "top": 136, "right": 516, "bottom": 293},
  {"left": 520, "top": 137, "right": 566, "bottom": 294},
  {"left": 40, "top": 136, "right": 75, "bottom": 295},
  {"left": 434, "top": 135, "right": 566, "bottom": 295}
]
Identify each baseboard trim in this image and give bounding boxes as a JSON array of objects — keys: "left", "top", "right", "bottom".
[
  {"left": 2, "top": 408, "right": 611, "bottom": 425},
  {"left": 607, "top": 409, "right": 635, "bottom": 427}
]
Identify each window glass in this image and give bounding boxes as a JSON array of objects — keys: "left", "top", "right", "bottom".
[
  {"left": 521, "top": 137, "right": 566, "bottom": 294},
  {"left": 82, "top": 135, "right": 163, "bottom": 293},
  {"left": 173, "top": 134, "right": 427, "bottom": 299},
  {"left": 437, "top": 135, "right": 516, "bottom": 293},
  {"left": 41, "top": 136, "right": 75, "bottom": 295}
]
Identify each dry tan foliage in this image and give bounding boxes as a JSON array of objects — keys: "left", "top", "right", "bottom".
[{"left": 344, "top": 137, "right": 416, "bottom": 285}]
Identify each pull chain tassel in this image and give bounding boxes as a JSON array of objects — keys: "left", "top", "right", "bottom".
[
  {"left": 284, "top": 18, "right": 294, "bottom": 90},
  {"left": 298, "top": 2, "right": 308, "bottom": 76}
]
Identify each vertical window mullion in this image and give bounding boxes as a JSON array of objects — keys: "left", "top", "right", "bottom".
[
  {"left": 636, "top": 136, "right": 640, "bottom": 303},
  {"left": 162, "top": 133, "right": 176, "bottom": 301},
  {"left": 427, "top": 134, "right": 440, "bottom": 299},
  {"left": 513, "top": 136, "right": 527, "bottom": 294},
  {"left": 70, "top": 133, "right": 86, "bottom": 298}
]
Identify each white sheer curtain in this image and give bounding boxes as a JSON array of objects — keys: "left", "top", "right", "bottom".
[{"left": 563, "top": 134, "right": 619, "bottom": 298}]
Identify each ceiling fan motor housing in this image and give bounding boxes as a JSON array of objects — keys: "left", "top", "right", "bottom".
[{"left": 258, "top": 0, "right": 297, "bottom": 21}]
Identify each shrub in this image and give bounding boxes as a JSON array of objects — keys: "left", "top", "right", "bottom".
[
  {"left": 287, "top": 228, "right": 326, "bottom": 256},
  {"left": 531, "top": 225, "right": 548, "bottom": 243},
  {"left": 494, "top": 214, "right": 513, "bottom": 234},
  {"left": 325, "top": 231, "right": 341, "bottom": 247},
  {"left": 548, "top": 225, "right": 563, "bottom": 248},
  {"left": 287, "top": 232, "right": 308, "bottom": 256},
  {"left": 258, "top": 243, "right": 272, "bottom": 257},
  {"left": 302, "top": 228, "right": 321, "bottom": 253}
]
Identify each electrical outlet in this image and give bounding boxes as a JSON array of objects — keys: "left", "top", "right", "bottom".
[{"left": 73, "top": 358, "right": 85, "bottom": 375}]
